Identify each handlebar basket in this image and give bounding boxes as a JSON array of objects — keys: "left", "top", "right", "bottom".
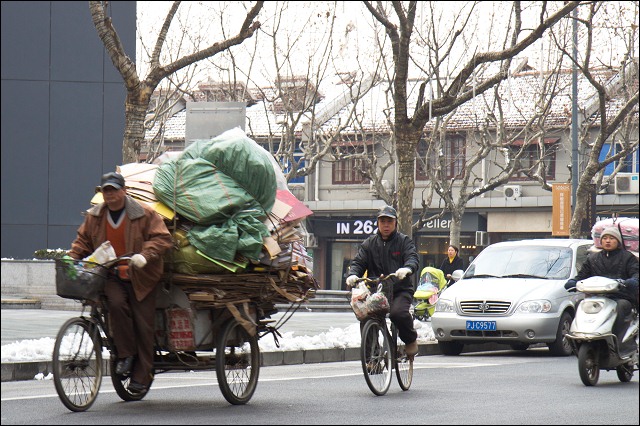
[{"left": 54, "top": 259, "right": 108, "bottom": 301}]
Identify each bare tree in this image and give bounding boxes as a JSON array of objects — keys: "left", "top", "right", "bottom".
[
  {"left": 202, "top": 2, "right": 383, "bottom": 188},
  {"left": 89, "top": 1, "right": 264, "bottom": 163},
  {"left": 361, "top": 1, "right": 581, "bottom": 237},
  {"left": 550, "top": 2, "right": 639, "bottom": 237},
  {"left": 415, "top": 57, "right": 573, "bottom": 246}
]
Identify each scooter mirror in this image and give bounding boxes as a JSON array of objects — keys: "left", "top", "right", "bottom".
[{"left": 451, "top": 270, "right": 464, "bottom": 282}]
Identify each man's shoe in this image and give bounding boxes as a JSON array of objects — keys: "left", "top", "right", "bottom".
[
  {"left": 115, "top": 356, "right": 134, "bottom": 375},
  {"left": 405, "top": 341, "right": 419, "bottom": 359},
  {"left": 127, "top": 380, "right": 148, "bottom": 394}
]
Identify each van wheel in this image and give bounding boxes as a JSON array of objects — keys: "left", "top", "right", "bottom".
[
  {"left": 438, "top": 341, "right": 464, "bottom": 356},
  {"left": 547, "top": 311, "right": 573, "bottom": 356}
]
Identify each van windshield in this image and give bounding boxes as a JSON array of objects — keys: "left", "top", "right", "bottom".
[{"left": 464, "top": 245, "right": 574, "bottom": 280}]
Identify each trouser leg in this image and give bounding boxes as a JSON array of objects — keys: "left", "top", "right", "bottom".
[
  {"left": 613, "top": 299, "right": 633, "bottom": 349},
  {"left": 105, "top": 279, "right": 157, "bottom": 385},
  {"left": 390, "top": 291, "right": 417, "bottom": 344},
  {"left": 130, "top": 286, "right": 158, "bottom": 386},
  {"left": 104, "top": 279, "right": 136, "bottom": 358}
]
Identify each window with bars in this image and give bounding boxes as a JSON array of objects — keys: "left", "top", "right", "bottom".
[
  {"left": 332, "top": 146, "right": 371, "bottom": 184},
  {"left": 416, "top": 136, "right": 466, "bottom": 180}
]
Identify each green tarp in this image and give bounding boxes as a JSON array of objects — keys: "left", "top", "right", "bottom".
[{"left": 153, "top": 128, "right": 276, "bottom": 262}]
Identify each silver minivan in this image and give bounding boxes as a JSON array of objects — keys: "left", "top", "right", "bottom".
[{"left": 431, "top": 239, "right": 592, "bottom": 356}]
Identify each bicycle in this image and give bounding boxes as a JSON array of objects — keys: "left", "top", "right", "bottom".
[
  {"left": 52, "top": 256, "right": 261, "bottom": 412},
  {"left": 352, "top": 274, "right": 413, "bottom": 396}
]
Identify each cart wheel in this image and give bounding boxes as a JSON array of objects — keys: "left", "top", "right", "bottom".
[
  {"left": 110, "top": 357, "right": 153, "bottom": 401},
  {"left": 360, "top": 318, "right": 392, "bottom": 396},
  {"left": 392, "top": 324, "right": 413, "bottom": 391},
  {"left": 216, "top": 319, "right": 260, "bottom": 405},
  {"left": 53, "top": 318, "right": 103, "bottom": 412}
]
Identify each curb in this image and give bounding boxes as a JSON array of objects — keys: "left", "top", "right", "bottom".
[
  {"left": 1, "top": 342, "right": 507, "bottom": 382},
  {"left": 1, "top": 299, "right": 42, "bottom": 310}
]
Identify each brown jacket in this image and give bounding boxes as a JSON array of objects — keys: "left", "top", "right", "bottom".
[{"left": 69, "top": 196, "right": 173, "bottom": 301}]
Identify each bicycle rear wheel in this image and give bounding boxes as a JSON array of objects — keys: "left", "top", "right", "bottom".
[
  {"left": 360, "top": 318, "right": 392, "bottom": 396},
  {"left": 391, "top": 324, "right": 413, "bottom": 391},
  {"left": 52, "top": 317, "right": 103, "bottom": 412},
  {"left": 216, "top": 319, "right": 260, "bottom": 405}
]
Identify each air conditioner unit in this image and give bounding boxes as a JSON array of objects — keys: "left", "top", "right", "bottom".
[
  {"left": 369, "top": 180, "right": 392, "bottom": 194},
  {"left": 304, "top": 233, "right": 318, "bottom": 248},
  {"left": 614, "top": 173, "right": 639, "bottom": 194},
  {"left": 475, "top": 231, "right": 489, "bottom": 246},
  {"left": 504, "top": 184, "right": 522, "bottom": 200}
]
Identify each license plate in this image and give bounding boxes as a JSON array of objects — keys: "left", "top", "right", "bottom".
[{"left": 466, "top": 320, "right": 497, "bottom": 331}]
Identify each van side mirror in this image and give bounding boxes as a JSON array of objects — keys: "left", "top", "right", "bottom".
[{"left": 451, "top": 270, "right": 464, "bottom": 282}]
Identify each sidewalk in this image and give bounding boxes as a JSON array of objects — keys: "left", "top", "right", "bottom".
[{"left": 1, "top": 308, "right": 504, "bottom": 382}]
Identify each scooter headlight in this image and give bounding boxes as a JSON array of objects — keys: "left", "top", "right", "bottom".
[{"left": 581, "top": 300, "right": 604, "bottom": 314}]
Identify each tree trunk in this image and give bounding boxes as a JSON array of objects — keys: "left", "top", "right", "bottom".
[
  {"left": 123, "top": 96, "right": 150, "bottom": 163},
  {"left": 395, "top": 125, "right": 421, "bottom": 238},
  {"left": 449, "top": 210, "right": 463, "bottom": 248}
]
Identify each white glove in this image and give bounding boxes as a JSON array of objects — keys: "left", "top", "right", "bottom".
[
  {"left": 346, "top": 275, "right": 359, "bottom": 288},
  {"left": 130, "top": 254, "right": 147, "bottom": 268},
  {"left": 395, "top": 267, "right": 412, "bottom": 280}
]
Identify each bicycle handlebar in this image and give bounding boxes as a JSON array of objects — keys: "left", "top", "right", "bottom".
[{"left": 354, "top": 273, "right": 398, "bottom": 285}]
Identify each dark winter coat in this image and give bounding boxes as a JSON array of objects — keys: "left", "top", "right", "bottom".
[
  {"left": 348, "top": 229, "right": 419, "bottom": 294},
  {"left": 574, "top": 247, "right": 639, "bottom": 305},
  {"left": 439, "top": 255, "right": 465, "bottom": 284}
]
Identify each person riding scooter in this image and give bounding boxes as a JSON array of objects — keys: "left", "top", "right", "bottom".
[{"left": 565, "top": 227, "right": 639, "bottom": 354}]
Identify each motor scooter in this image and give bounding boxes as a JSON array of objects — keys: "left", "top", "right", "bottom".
[{"left": 565, "top": 276, "right": 639, "bottom": 386}]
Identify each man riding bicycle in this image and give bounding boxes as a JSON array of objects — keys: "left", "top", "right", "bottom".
[{"left": 346, "top": 205, "right": 420, "bottom": 358}]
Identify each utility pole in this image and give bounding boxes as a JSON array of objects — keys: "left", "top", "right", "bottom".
[{"left": 571, "top": 7, "right": 579, "bottom": 214}]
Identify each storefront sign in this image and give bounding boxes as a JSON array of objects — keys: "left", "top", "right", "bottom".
[
  {"left": 310, "top": 213, "right": 485, "bottom": 238},
  {"left": 335, "top": 219, "right": 378, "bottom": 236}
]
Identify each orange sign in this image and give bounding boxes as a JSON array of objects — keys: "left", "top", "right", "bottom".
[{"left": 552, "top": 183, "right": 571, "bottom": 236}]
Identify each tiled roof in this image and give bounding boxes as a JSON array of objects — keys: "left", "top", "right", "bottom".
[{"left": 145, "top": 64, "right": 634, "bottom": 142}]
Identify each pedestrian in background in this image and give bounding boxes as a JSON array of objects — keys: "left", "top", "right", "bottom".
[{"left": 440, "top": 245, "right": 465, "bottom": 285}]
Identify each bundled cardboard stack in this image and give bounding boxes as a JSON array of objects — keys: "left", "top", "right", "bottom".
[{"left": 95, "top": 131, "right": 318, "bottom": 315}]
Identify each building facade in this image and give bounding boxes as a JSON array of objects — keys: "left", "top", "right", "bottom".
[
  {"left": 1, "top": 2, "right": 136, "bottom": 259},
  {"left": 144, "top": 64, "right": 639, "bottom": 291}
]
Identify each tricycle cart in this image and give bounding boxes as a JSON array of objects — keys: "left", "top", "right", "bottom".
[{"left": 52, "top": 257, "right": 315, "bottom": 412}]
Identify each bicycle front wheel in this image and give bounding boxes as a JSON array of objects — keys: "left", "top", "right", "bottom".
[
  {"left": 360, "top": 318, "right": 392, "bottom": 396},
  {"left": 52, "top": 317, "right": 103, "bottom": 412},
  {"left": 391, "top": 324, "right": 413, "bottom": 391}
]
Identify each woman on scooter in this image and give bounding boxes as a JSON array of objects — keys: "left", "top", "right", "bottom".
[{"left": 565, "top": 227, "right": 639, "bottom": 354}]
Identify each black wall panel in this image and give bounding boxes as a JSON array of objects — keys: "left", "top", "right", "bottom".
[{"left": 1, "top": 1, "right": 136, "bottom": 258}]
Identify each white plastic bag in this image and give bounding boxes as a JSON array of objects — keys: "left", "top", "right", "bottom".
[
  {"left": 350, "top": 282, "right": 371, "bottom": 321},
  {"left": 365, "top": 291, "right": 390, "bottom": 316},
  {"left": 84, "top": 241, "right": 116, "bottom": 264}
]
